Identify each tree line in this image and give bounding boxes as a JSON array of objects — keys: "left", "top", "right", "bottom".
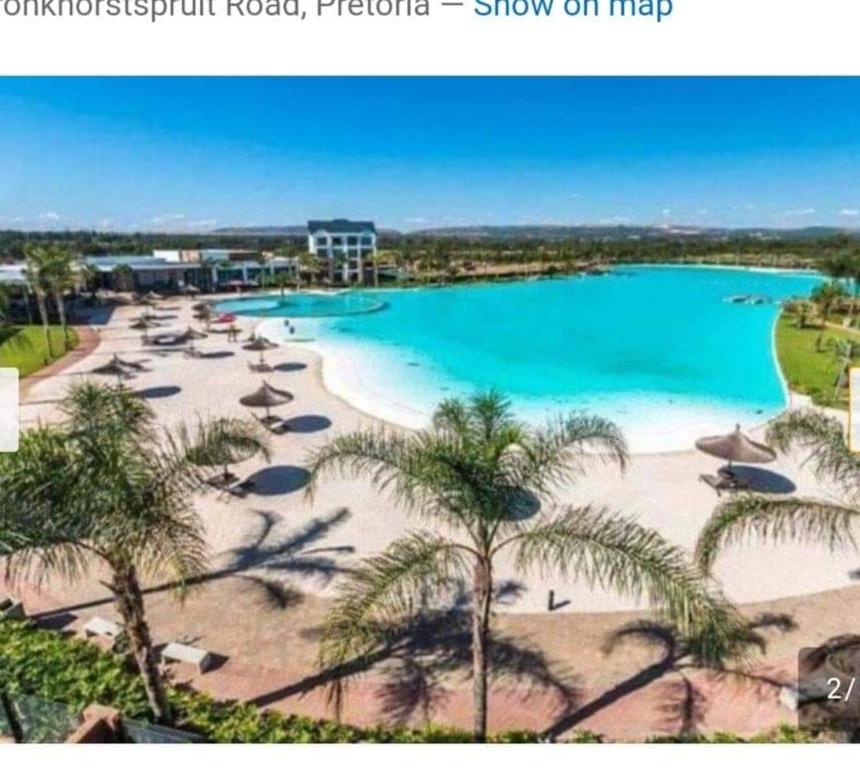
[{"left": 3, "top": 229, "right": 860, "bottom": 268}]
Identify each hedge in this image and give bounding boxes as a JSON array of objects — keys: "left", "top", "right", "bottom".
[{"left": 0, "top": 620, "right": 547, "bottom": 743}]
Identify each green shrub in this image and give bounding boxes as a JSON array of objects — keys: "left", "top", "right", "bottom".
[
  {"left": 647, "top": 725, "right": 822, "bottom": 744},
  {"left": 0, "top": 620, "right": 536, "bottom": 743}
]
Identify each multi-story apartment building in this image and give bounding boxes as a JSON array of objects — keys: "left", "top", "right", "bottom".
[{"left": 307, "top": 219, "right": 377, "bottom": 284}]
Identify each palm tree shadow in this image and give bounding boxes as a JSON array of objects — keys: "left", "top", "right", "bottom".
[
  {"left": 543, "top": 612, "right": 797, "bottom": 741},
  {"left": 218, "top": 506, "right": 354, "bottom": 583},
  {"left": 248, "top": 584, "right": 581, "bottom": 728},
  {"left": 31, "top": 507, "right": 354, "bottom": 622}
]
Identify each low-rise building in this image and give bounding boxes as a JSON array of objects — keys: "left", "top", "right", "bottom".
[{"left": 83, "top": 251, "right": 298, "bottom": 293}]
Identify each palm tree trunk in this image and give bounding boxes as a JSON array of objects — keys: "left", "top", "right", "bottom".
[
  {"left": 850, "top": 280, "right": 859, "bottom": 327},
  {"left": 34, "top": 290, "right": 52, "bottom": 358},
  {"left": 53, "top": 291, "right": 68, "bottom": 351},
  {"left": 111, "top": 564, "right": 172, "bottom": 724},
  {"left": 471, "top": 557, "right": 492, "bottom": 742}
]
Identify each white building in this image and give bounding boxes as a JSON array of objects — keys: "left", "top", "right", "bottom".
[
  {"left": 307, "top": 219, "right": 377, "bottom": 284},
  {"left": 0, "top": 264, "right": 27, "bottom": 287}
]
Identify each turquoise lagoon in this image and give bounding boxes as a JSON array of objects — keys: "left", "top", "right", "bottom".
[{"left": 217, "top": 266, "right": 821, "bottom": 452}]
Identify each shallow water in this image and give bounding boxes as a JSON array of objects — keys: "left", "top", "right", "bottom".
[{"left": 223, "top": 266, "right": 822, "bottom": 452}]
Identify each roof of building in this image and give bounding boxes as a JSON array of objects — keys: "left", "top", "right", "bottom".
[
  {"left": 84, "top": 254, "right": 183, "bottom": 273},
  {"left": 0, "top": 264, "right": 26, "bottom": 285},
  {"left": 307, "top": 219, "right": 376, "bottom": 234}
]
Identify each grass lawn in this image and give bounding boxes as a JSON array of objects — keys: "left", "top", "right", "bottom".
[
  {"left": 0, "top": 325, "right": 79, "bottom": 379},
  {"left": 775, "top": 313, "right": 856, "bottom": 410}
]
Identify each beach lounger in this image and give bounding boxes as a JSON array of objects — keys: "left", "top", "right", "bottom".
[
  {"left": 700, "top": 473, "right": 750, "bottom": 496},
  {"left": 160, "top": 642, "right": 216, "bottom": 673},
  {"left": 83, "top": 617, "right": 123, "bottom": 641},
  {"left": 0, "top": 598, "right": 25, "bottom": 620},
  {"left": 206, "top": 470, "right": 238, "bottom": 488},
  {"left": 254, "top": 415, "right": 291, "bottom": 435},
  {"left": 224, "top": 478, "right": 256, "bottom": 498}
]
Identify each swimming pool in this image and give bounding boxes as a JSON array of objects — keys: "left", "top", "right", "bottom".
[
  {"left": 239, "top": 266, "right": 822, "bottom": 452},
  {"left": 215, "top": 291, "right": 385, "bottom": 318}
]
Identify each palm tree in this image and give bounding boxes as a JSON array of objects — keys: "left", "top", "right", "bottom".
[
  {"left": 827, "top": 338, "right": 856, "bottom": 397},
  {"left": 811, "top": 280, "right": 849, "bottom": 325},
  {"left": 112, "top": 264, "right": 134, "bottom": 294},
  {"left": 80, "top": 262, "right": 101, "bottom": 302},
  {"left": 42, "top": 245, "right": 77, "bottom": 351},
  {"left": 307, "top": 392, "right": 737, "bottom": 740},
  {"left": 371, "top": 252, "right": 379, "bottom": 288},
  {"left": 0, "top": 382, "right": 262, "bottom": 724},
  {"left": 821, "top": 251, "right": 860, "bottom": 326},
  {"left": 184, "top": 416, "right": 271, "bottom": 485},
  {"left": 23, "top": 244, "right": 54, "bottom": 358},
  {"left": 695, "top": 409, "right": 860, "bottom": 578}
]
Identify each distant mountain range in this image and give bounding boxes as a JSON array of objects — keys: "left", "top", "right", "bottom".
[{"left": 212, "top": 224, "right": 859, "bottom": 241}]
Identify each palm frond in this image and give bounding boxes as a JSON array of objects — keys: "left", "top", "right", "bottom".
[
  {"left": 509, "top": 506, "right": 734, "bottom": 648},
  {"left": 320, "top": 533, "right": 468, "bottom": 669},
  {"left": 432, "top": 398, "right": 471, "bottom": 436},
  {"left": 0, "top": 384, "right": 212, "bottom": 595},
  {"left": 0, "top": 425, "right": 97, "bottom": 585},
  {"left": 468, "top": 390, "right": 514, "bottom": 442},
  {"left": 182, "top": 416, "right": 271, "bottom": 469},
  {"left": 305, "top": 429, "right": 474, "bottom": 527},
  {"left": 766, "top": 410, "right": 860, "bottom": 496},
  {"left": 62, "top": 380, "right": 155, "bottom": 441},
  {"left": 695, "top": 495, "right": 860, "bottom": 574},
  {"left": 508, "top": 413, "right": 628, "bottom": 497}
]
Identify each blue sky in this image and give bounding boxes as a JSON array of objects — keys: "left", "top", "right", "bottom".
[{"left": 1, "top": 77, "right": 860, "bottom": 232}]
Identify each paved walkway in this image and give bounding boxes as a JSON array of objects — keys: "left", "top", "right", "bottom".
[{"left": 18, "top": 323, "right": 101, "bottom": 400}]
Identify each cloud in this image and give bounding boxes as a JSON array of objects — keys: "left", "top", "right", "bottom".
[
  {"left": 840, "top": 208, "right": 860, "bottom": 218},
  {"left": 404, "top": 216, "right": 426, "bottom": 225},
  {"left": 150, "top": 213, "right": 186, "bottom": 226},
  {"left": 183, "top": 218, "right": 217, "bottom": 231},
  {"left": 148, "top": 213, "right": 216, "bottom": 232},
  {"left": 782, "top": 208, "right": 817, "bottom": 217},
  {"left": 36, "top": 212, "right": 63, "bottom": 222}
]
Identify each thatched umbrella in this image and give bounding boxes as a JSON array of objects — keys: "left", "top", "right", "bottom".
[
  {"left": 192, "top": 302, "right": 211, "bottom": 312},
  {"left": 180, "top": 326, "right": 208, "bottom": 352},
  {"left": 130, "top": 317, "right": 160, "bottom": 340},
  {"left": 239, "top": 381, "right": 294, "bottom": 421},
  {"left": 113, "top": 355, "right": 147, "bottom": 372},
  {"left": 90, "top": 355, "right": 135, "bottom": 383},
  {"left": 244, "top": 336, "right": 277, "bottom": 366},
  {"left": 130, "top": 318, "right": 159, "bottom": 330},
  {"left": 695, "top": 425, "right": 777, "bottom": 470}
]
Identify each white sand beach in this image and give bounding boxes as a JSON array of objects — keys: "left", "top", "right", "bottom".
[{"left": 18, "top": 296, "right": 856, "bottom": 614}]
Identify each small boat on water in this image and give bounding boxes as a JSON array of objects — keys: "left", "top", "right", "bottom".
[{"left": 725, "top": 294, "right": 772, "bottom": 305}]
